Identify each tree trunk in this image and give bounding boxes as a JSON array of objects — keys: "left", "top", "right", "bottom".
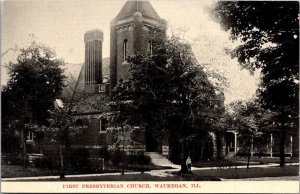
[
  {"left": 216, "top": 131, "right": 225, "bottom": 160},
  {"left": 279, "top": 126, "right": 287, "bottom": 167},
  {"left": 59, "top": 144, "right": 65, "bottom": 179},
  {"left": 21, "top": 125, "right": 27, "bottom": 170},
  {"left": 180, "top": 140, "right": 189, "bottom": 173},
  {"left": 63, "top": 127, "right": 70, "bottom": 171},
  {"left": 292, "top": 130, "right": 299, "bottom": 158},
  {"left": 200, "top": 141, "right": 204, "bottom": 160},
  {"left": 23, "top": 136, "right": 27, "bottom": 170},
  {"left": 122, "top": 134, "right": 125, "bottom": 175},
  {"left": 247, "top": 146, "right": 250, "bottom": 169}
]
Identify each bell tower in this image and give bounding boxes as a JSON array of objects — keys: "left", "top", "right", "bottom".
[{"left": 109, "top": 0, "right": 166, "bottom": 93}]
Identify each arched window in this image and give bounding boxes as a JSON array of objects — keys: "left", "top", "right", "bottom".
[{"left": 123, "top": 39, "right": 128, "bottom": 62}]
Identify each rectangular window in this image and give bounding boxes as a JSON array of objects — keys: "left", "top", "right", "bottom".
[
  {"left": 100, "top": 119, "right": 108, "bottom": 133},
  {"left": 27, "top": 131, "right": 34, "bottom": 141}
]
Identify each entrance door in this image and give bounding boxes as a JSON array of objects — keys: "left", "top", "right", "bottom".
[{"left": 145, "top": 128, "right": 158, "bottom": 152}]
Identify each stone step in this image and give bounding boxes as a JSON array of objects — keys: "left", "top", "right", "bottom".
[
  {"left": 145, "top": 152, "right": 166, "bottom": 156},
  {"left": 225, "top": 151, "right": 236, "bottom": 158},
  {"left": 145, "top": 154, "right": 167, "bottom": 159},
  {"left": 145, "top": 152, "right": 174, "bottom": 167}
]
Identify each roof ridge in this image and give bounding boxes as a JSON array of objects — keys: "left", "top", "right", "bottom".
[{"left": 115, "top": 0, "right": 160, "bottom": 21}]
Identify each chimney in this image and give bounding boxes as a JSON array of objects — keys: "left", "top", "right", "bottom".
[{"left": 84, "top": 29, "right": 103, "bottom": 91}]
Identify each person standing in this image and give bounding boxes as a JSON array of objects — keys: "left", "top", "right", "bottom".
[{"left": 186, "top": 156, "right": 192, "bottom": 172}]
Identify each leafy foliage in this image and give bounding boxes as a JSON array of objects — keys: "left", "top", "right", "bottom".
[
  {"left": 213, "top": 1, "right": 299, "bottom": 114},
  {"left": 127, "top": 153, "right": 151, "bottom": 165},
  {"left": 69, "top": 148, "right": 90, "bottom": 172},
  {"left": 1, "top": 40, "right": 66, "bottom": 164},
  {"left": 46, "top": 106, "right": 85, "bottom": 145},
  {"left": 99, "top": 146, "right": 111, "bottom": 162},
  {"left": 111, "top": 30, "right": 225, "bottom": 172},
  {"left": 212, "top": 1, "right": 299, "bottom": 166},
  {"left": 2, "top": 40, "right": 66, "bottom": 126},
  {"left": 226, "top": 99, "right": 272, "bottom": 168},
  {"left": 228, "top": 101, "right": 259, "bottom": 141},
  {"left": 45, "top": 105, "right": 87, "bottom": 176},
  {"left": 111, "top": 149, "right": 123, "bottom": 166}
]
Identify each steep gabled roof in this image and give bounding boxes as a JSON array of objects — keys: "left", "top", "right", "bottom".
[
  {"left": 115, "top": 0, "right": 160, "bottom": 21},
  {"left": 61, "top": 58, "right": 110, "bottom": 114}
]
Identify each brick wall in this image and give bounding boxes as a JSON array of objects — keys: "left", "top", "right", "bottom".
[
  {"left": 110, "top": 14, "right": 162, "bottom": 92},
  {"left": 71, "top": 118, "right": 107, "bottom": 146}
]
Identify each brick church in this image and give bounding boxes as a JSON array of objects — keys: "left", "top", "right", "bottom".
[
  {"left": 63, "top": 0, "right": 297, "bottom": 160},
  {"left": 63, "top": 0, "right": 169, "bottom": 155}
]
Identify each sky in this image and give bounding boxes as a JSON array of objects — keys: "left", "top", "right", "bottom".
[{"left": 1, "top": 0, "right": 260, "bottom": 104}]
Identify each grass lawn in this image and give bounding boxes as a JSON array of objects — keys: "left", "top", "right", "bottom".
[
  {"left": 2, "top": 165, "right": 219, "bottom": 181},
  {"left": 1, "top": 165, "right": 61, "bottom": 178},
  {"left": 3, "top": 165, "right": 298, "bottom": 181},
  {"left": 231, "top": 157, "right": 299, "bottom": 164},
  {"left": 193, "top": 157, "right": 299, "bottom": 168},
  {"left": 1, "top": 164, "right": 171, "bottom": 178},
  {"left": 193, "top": 165, "right": 299, "bottom": 179},
  {"left": 3, "top": 159, "right": 298, "bottom": 181},
  {"left": 193, "top": 160, "right": 250, "bottom": 168}
]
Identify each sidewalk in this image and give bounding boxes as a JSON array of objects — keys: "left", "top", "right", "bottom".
[
  {"left": 222, "top": 176, "right": 299, "bottom": 181},
  {"left": 2, "top": 163, "right": 298, "bottom": 181},
  {"left": 146, "top": 162, "right": 299, "bottom": 177}
]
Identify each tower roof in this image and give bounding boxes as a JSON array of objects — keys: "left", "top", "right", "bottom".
[
  {"left": 115, "top": 0, "right": 160, "bottom": 21},
  {"left": 84, "top": 29, "right": 103, "bottom": 42}
]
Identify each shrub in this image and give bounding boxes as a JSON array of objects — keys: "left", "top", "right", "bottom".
[
  {"left": 136, "top": 154, "right": 151, "bottom": 165},
  {"left": 89, "top": 158, "right": 105, "bottom": 172},
  {"left": 69, "top": 148, "right": 90, "bottom": 172},
  {"left": 1, "top": 133, "right": 19, "bottom": 154},
  {"left": 257, "top": 149, "right": 267, "bottom": 157},
  {"left": 34, "top": 157, "right": 52, "bottom": 169},
  {"left": 3, "top": 153, "right": 28, "bottom": 165},
  {"left": 111, "top": 149, "right": 123, "bottom": 166},
  {"left": 127, "top": 153, "right": 151, "bottom": 165},
  {"left": 236, "top": 147, "right": 249, "bottom": 157},
  {"left": 43, "top": 150, "right": 60, "bottom": 169},
  {"left": 99, "top": 146, "right": 110, "bottom": 162},
  {"left": 127, "top": 154, "right": 138, "bottom": 164}
]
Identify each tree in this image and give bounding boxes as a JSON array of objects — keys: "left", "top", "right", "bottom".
[
  {"left": 1, "top": 39, "right": 66, "bottom": 168},
  {"left": 228, "top": 100, "right": 259, "bottom": 168},
  {"left": 212, "top": 1, "right": 299, "bottom": 166},
  {"left": 46, "top": 106, "right": 86, "bottom": 178},
  {"left": 3, "top": 41, "right": 66, "bottom": 125},
  {"left": 108, "top": 80, "right": 142, "bottom": 175},
  {"left": 112, "top": 30, "right": 224, "bottom": 173}
]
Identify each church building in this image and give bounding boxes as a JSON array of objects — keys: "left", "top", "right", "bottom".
[
  {"left": 59, "top": 0, "right": 297, "bottom": 162},
  {"left": 65, "top": 0, "right": 169, "bottom": 156}
]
